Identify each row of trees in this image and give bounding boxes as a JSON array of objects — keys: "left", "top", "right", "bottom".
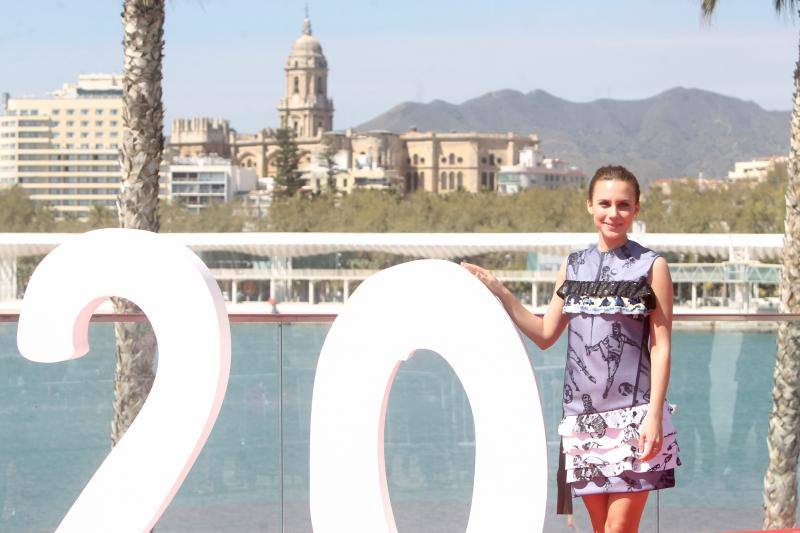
[{"left": 0, "top": 169, "right": 786, "bottom": 235}]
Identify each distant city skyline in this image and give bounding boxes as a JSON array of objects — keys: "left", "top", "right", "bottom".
[{"left": 1, "top": 1, "right": 798, "bottom": 133}]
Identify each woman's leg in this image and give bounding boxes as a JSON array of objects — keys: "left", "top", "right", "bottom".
[
  {"left": 604, "top": 492, "right": 649, "bottom": 533},
  {"left": 582, "top": 493, "right": 610, "bottom": 533}
]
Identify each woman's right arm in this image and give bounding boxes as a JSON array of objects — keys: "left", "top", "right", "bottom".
[{"left": 461, "top": 259, "right": 569, "bottom": 350}]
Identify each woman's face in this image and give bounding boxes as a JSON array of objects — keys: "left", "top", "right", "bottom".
[{"left": 586, "top": 179, "right": 639, "bottom": 241}]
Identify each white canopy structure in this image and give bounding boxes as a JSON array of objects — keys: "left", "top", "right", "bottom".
[{"left": 0, "top": 232, "right": 784, "bottom": 261}]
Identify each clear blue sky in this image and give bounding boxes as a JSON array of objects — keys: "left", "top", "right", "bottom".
[{"left": 1, "top": 1, "right": 797, "bottom": 132}]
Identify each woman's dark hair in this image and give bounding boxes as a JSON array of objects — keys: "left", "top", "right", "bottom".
[{"left": 588, "top": 165, "right": 640, "bottom": 203}]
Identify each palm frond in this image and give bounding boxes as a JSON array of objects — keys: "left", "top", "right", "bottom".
[
  {"left": 701, "top": 0, "right": 717, "bottom": 18},
  {"left": 775, "top": 0, "right": 797, "bottom": 14}
]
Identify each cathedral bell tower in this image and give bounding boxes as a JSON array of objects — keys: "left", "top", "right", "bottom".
[{"left": 278, "top": 16, "right": 334, "bottom": 138}]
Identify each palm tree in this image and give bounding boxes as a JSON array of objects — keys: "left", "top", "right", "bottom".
[
  {"left": 703, "top": 1, "right": 800, "bottom": 528},
  {"left": 111, "top": 0, "right": 165, "bottom": 448}
]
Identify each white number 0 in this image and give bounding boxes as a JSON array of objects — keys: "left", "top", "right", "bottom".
[
  {"left": 17, "top": 229, "right": 231, "bottom": 533},
  {"left": 310, "top": 259, "right": 548, "bottom": 532}
]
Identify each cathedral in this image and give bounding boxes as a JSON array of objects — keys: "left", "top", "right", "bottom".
[{"left": 169, "top": 15, "right": 540, "bottom": 195}]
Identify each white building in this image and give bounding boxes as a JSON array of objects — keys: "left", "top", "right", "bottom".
[
  {"left": 0, "top": 74, "right": 169, "bottom": 214},
  {"left": 727, "top": 157, "right": 787, "bottom": 182},
  {"left": 167, "top": 156, "right": 257, "bottom": 212},
  {"left": 497, "top": 147, "right": 585, "bottom": 194}
]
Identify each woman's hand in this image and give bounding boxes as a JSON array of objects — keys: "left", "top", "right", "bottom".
[
  {"left": 638, "top": 413, "right": 663, "bottom": 462},
  {"left": 460, "top": 261, "right": 507, "bottom": 299}
]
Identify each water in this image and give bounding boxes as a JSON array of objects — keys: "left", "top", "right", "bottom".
[{"left": 0, "top": 322, "right": 779, "bottom": 532}]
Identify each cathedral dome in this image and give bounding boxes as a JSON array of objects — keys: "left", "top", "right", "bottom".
[{"left": 289, "top": 18, "right": 325, "bottom": 60}]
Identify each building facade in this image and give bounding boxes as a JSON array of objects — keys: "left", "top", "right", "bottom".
[
  {"left": 497, "top": 147, "right": 585, "bottom": 194},
  {"left": 727, "top": 156, "right": 787, "bottom": 182},
  {"left": 166, "top": 156, "right": 258, "bottom": 213},
  {"left": 0, "top": 74, "right": 150, "bottom": 214},
  {"left": 168, "top": 16, "right": 541, "bottom": 196}
]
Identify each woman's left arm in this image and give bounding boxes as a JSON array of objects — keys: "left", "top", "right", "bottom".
[{"left": 639, "top": 256, "right": 673, "bottom": 461}]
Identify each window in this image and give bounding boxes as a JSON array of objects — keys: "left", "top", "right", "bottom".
[
  {"left": 110, "top": 144, "right": 118, "bottom": 149},
  {"left": 420, "top": 157, "right": 425, "bottom": 164},
  {"left": 95, "top": 144, "right": 103, "bottom": 149},
  {"left": 449, "top": 171, "right": 455, "bottom": 190},
  {"left": 481, "top": 172, "right": 487, "bottom": 187},
  {"left": 440, "top": 172, "right": 446, "bottom": 189},
  {"left": 412, "top": 154, "right": 418, "bottom": 165},
  {"left": 498, "top": 158, "right": 502, "bottom": 164},
  {"left": 96, "top": 132, "right": 104, "bottom": 138},
  {"left": 489, "top": 154, "right": 495, "bottom": 165},
  {"left": 80, "top": 109, "right": 89, "bottom": 115},
  {"left": 80, "top": 132, "right": 88, "bottom": 138},
  {"left": 80, "top": 121, "right": 88, "bottom": 127},
  {"left": 52, "top": 121, "right": 59, "bottom": 127},
  {"left": 293, "top": 76, "right": 300, "bottom": 94},
  {"left": 95, "top": 121, "right": 103, "bottom": 127},
  {"left": 66, "top": 121, "right": 74, "bottom": 127},
  {"left": 448, "top": 154, "right": 455, "bottom": 164},
  {"left": 66, "top": 109, "right": 75, "bottom": 115},
  {"left": 457, "top": 157, "right": 463, "bottom": 164},
  {"left": 317, "top": 76, "right": 323, "bottom": 94},
  {"left": 80, "top": 143, "right": 89, "bottom": 149},
  {"left": 457, "top": 171, "right": 463, "bottom": 189},
  {"left": 481, "top": 157, "right": 487, "bottom": 164},
  {"left": 441, "top": 157, "right": 446, "bottom": 164},
  {"left": 110, "top": 109, "right": 119, "bottom": 115},
  {"left": 95, "top": 109, "right": 103, "bottom": 114},
  {"left": 110, "top": 121, "right": 118, "bottom": 127},
  {"left": 52, "top": 109, "right": 60, "bottom": 115},
  {"left": 110, "top": 132, "right": 118, "bottom": 137}
]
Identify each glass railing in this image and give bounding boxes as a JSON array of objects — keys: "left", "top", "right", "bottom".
[{"left": 0, "top": 313, "right": 790, "bottom": 532}]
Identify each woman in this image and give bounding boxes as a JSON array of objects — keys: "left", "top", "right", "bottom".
[{"left": 462, "top": 165, "right": 679, "bottom": 533}]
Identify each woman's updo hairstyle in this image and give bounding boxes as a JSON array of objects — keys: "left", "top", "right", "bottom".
[{"left": 588, "top": 165, "right": 640, "bottom": 204}]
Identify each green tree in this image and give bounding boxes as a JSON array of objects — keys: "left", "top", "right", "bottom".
[
  {"left": 273, "top": 127, "right": 303, "bottom": 197},
  {"left": 703, "top": 2, "right": 799, "bottom": 528},
  {"left": 0, "top": 186, "right": 54, "bottom": 232},
  {"left": 111, "top": 0, "right": 165, "bottom": 449},
  {"left": 320, "top": 137, "right": 339, "bottom": 194},
  {"left": 85, "top": 204, "right": 117, "bottom": 230}
]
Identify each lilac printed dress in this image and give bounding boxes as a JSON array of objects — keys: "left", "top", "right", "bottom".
[{"left": 556, "top": 241, "right": 680, "bottom": 499}]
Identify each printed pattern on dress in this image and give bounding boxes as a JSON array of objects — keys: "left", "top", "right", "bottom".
[
  {"left": 585, "top": 321, "right": 640, "bottom": 399},
  {"left": 559, "top": 402, "right": 681, "bottom": 483}
]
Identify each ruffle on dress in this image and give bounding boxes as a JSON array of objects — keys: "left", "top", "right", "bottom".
[
  {"left": 558, "top": 402, "right": 681, "bottom": 484},
  {"left": 557, "top": 277, "right": 656, "bottom": 315}
]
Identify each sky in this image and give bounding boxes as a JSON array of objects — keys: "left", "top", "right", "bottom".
[{"left": 1, "top": 1, "right": 798, "bottom": 133}]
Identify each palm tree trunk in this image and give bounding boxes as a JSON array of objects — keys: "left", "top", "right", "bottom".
[
  {"left": 111, "top": 0, "right": 165, "bottom": 447},
  {"left": 764, "top": 12, "right": 800, "bottom": 529}
]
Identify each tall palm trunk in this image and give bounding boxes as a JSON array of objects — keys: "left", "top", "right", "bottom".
[
  {"left": 111, "top": 0, "right": 165, "bottom": 447},
  {"left": 764, "top": 12, "right": 800, "bottom": 528}
]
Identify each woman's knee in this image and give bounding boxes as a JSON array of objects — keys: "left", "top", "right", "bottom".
[{"left": 604, "top": 518, "right": 633, "bottom": 533}]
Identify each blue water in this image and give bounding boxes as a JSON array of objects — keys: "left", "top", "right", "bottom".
[{"left": 0, "top": 322, "right": 779, "bottom": 532}]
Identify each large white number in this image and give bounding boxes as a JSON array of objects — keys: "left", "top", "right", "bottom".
[
  {"left": 17, "top": 228, "right": 231, "bottom": 533},
  {"left": 309, "top": 259, "right": 547, "bottom": 532}
]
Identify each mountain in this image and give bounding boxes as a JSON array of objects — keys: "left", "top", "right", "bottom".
[{"left": 355, "top": 88, "right": 790, "bottom": 181}]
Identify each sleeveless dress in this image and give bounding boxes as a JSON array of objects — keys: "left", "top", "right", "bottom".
[{"left": 555, "top": 240, "right": 680, "bottom": 500}]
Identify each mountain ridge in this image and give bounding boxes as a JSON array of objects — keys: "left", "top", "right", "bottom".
[{"left": 355, "top": 87, "right": 790, "bottom": 181}]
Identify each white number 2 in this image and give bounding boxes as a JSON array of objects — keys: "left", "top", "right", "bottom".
[
  {"left": 309, "top": 259, "right": 548, "bottom": 532},
  {"left": 17, "top": 229, "right": 231, "bottom": 533}
]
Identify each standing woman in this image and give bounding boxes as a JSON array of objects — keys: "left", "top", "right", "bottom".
[{"left": 463, "top": 166, "right": 679, "bottom": 533}]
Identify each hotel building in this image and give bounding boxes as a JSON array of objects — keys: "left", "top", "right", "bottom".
[{"left": 0, "top": 74, "right": 168, "bottom": 215}]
